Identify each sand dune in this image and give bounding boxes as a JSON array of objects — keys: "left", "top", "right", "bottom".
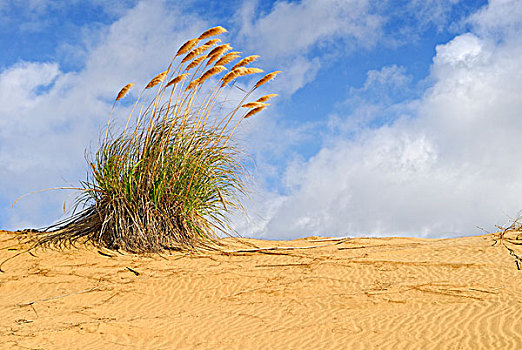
[{"left": 1, "top": 230, "right": 521, "bottom": 349}]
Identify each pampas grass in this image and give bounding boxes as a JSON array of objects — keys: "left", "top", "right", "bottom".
[
  {"left": 145, "top": 70, "right": 169, "bottom": 89},
  {"left": 232, "top": 55, "right": 259, "bottom": 70},
  {"left": 256, "top": 94, "right": 278, "bottom": 103},
  {"left": 242, "top": 102, "right": 269, "bottom": 108},
  {"left": 30, "top": 26, "right": 281, "bottom": 253},
  {"left": 215, "top": 52, "right": 241, "bottom": 66},
  {"left": 115, "top": 83, "right": 135, "bottom": 101},
  {"left": 221, "top": 67, "right": 264, "bottom": 87},
  {"left": 198, "top": 26, "right": 227, "bottom": 40},
  {"left": 255, "top": 71, "right": 282, "bottom": 88},
  {"left": 175, "top": 38, "right": 200, "bottom": 56},
  {"left": 208, "top": 44, "right": 233, "bottom": 64},
  {"left": 244, "top": 106, "right": 266, "bottom": 119}
]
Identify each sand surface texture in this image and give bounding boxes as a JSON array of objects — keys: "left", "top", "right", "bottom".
[{"left": 1, "top": 230, "right": 521, "bottom": 349}]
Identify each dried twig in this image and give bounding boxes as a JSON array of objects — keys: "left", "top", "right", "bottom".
[
  {"left": 17, "top": 286, "right": 102, "bottom": 307},
  {"left": 307, "top": 237, "right": 350, "bottom": 242},
  {"left": 126, "top": 267, "right": 140, "bottom": 276},
  {"left": 255, "top": 262, "right": 311, "bottom": 268},
  {"left": 492, "top": 220, "right": 522, "bottom": 270},
  {"left": 0, "top": 244, "right": 38, "bottom": 273},
  {"left": 222, "top": 239, "right": 351, "bottom": 255},
  {"left": 98, "top": 250, "right": 115, "bottom": 257}
]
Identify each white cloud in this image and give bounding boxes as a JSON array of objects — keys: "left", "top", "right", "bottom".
[
  {"left": 0, "top": 62, "right": 59, "bottom": 115},
  {"left": 235, "top": 0, "right": 382, "bottom": 95},
  {"left": 396, "top": 0, "right": 461, "bottom": 32},
  {"left": 361, "top": 65, "right": 411, "bottom": 91},
  {"left": 348, "top": 65, "right": 413, "bottom": 106},
  {"left": 237, "top": 0, "right": 381, "bottom": 58},
  {"left": 468, "top": 0, "right": 522, "bottom": 39},
  {"left": 274, "top": 56, "right": 321, "bottom": 96},
  {"left": 239, "top": 0, "right": 522, "bottom": 239},
  {"left": 323, "top": 65, "right": 415, "bottom": 140}
]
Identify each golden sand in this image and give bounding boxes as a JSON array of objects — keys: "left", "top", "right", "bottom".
[{"left": 1, "top": 230, "right": 521, "bottom": 349}]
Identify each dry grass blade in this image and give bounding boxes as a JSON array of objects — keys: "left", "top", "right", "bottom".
[
  {"left": 146, "top": 70, "right": 169, "bottom": 89},
  {"left": 165, "top": 73, "right": 189, "bottom": 88},
  {"left": 221, "top": 67, "right": 263, "bottom": 87},
  {"left": 17, "top": 286, "right": 102, "bottom": 306},
  {"left": 115, "top": 83, "right": 134, "bottom": 101},
  {"left": 256, "top": 94, "right": 278, "bottom": 103},
  {"left": 175, "top": 38, "right": 200, "bottom": 56},
  {"left": 244, "top": 106, "right": 266, "bottom": 119},
  {"left": 241, "top": 102, "right": 269, "bottom": 108},
  {"left": 223, "top": 239, "right": 350, "bottom": 254},
  {"left": 254, "top": 71, "right": 282, "bottom": 89},
  {"left": 198, "top": 26, "right": 227, "bottom": 40},
  {"left": 231, "top": 55, "right": 259, "bottom": 70},
  {"left": 215, "top": 52, "right": 241, "bottom": 66}
]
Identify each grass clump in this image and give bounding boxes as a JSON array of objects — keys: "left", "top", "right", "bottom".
[{"left": 33, "top": 26, "right": 281, "bottom": 253}]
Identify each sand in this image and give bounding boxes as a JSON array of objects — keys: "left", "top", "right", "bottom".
[{"left": 1, "top": 230, "right": 521, "bottom": 349}]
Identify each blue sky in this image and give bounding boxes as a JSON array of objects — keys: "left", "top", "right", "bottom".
[{"left": 2, "top": 0, "right": 522, "bottom": 239}]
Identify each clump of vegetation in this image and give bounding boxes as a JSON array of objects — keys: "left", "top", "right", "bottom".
[
  {"left": 32, "top": 26, "right": 281, "bottom": 253},
  {"left": 492, "top": 220, "right": 522, "bottom": 270}
]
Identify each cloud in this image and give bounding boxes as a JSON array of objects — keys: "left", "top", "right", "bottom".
[
  {"left": 274, "top": 56, "right": 321, "bottom": 96},
  {"left": 235, "top": 0, "right": 382, "bottom": 95},
  {"left": 387, "top": 0, "right": 461, "bottom": 32},
  {"left": 0, "top": 61, "right": 59, "bottom": 115},
  {"left": 348, "top": 65, "right": 413, "bottom": 106},
  {"left": 323, "top": 65, "right": 416, "bottom": 139},
  {"left": 468, "top": 0, "right": 522, "bottom": 39},
  {"left": 237, "top": 0, "right": 381, "bottom": 59},
  {"left": 239, "top": 0, "right": 522, "bottom": 239},
  {"left": 232, "top": 0, "right": 466, "bottom": 98}
]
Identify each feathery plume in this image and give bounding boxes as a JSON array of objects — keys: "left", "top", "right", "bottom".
[
  {"left": 204, "top": 38, "right": 221, "bottom": 46},
  {"left": 231, "top": 55, "right": 259, "bottom": 70},
  {"left": 185, "top": 78, "right": 201, "bottom": 91},
  {"left": 166, "top": 73, "right": 189, "bottom": 88},
  {"left": 256, "top": 94, "right": 278, "bottom": 103},
  {"left": 254, "top": 71, "right": 281, "bottom": 88},
  {"left": 221, "top": 67, "right": 264, "bottom": 87},
  {"left": 146, "top": 70, "right": 169, "bottom": 89},
  {"left": 115, "top": 83, "right": 134, "bottom": 101},
  {"left": 185, "top": 55, "right": 208, "bottom": 71},
  {"left": 182, "top": 43, "right": 215, "bottom": 64},
  {"left": 241, "top": 102, "right": 269, "bottom": 108},
  {"left": 215, "top": 51, "right": 241, "bottom": 66},
  {"left": 175, "top": 38, "right": 200, "bottom": 56},
  {"left": 199, "top": 66, "right": 227, "bottom": 84},
  {"left": 198, "top": 26, "right": 227, "bottom": 40},
  {"left": 244, "top": 106, "right": 266, "bottom": 119},
  {"left": 207, "top": 44, "right": 232, "bottom": 64}
]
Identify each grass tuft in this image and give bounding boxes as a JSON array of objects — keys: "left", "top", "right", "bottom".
[{"left": 32, "top": 26, "right": 281, "bottom": 253}]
